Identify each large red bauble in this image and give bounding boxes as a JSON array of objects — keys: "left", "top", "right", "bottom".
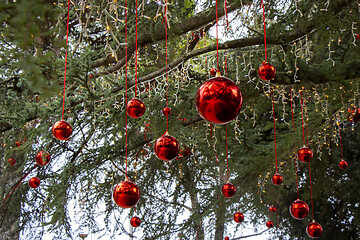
[
  {"left": 154, "top": 134, "right": 180, "bottom": 161},
  {"left": 338, "top": 160, "right": 348, "bottom": 169},
  {"left": 113, "top": 181, "right": 140, "bottom": 208},
  {"left": 297, "top": 147, "right": 313, "bottom": 163},
  {"left": 271, "top": 173, "right": 283, "bottom": 185},
  {"left": 306, "top": 222, "right": 323, "bottom": 238},
  {"left": 130, "top": 216, "right": 141, "bottom": 227},
  {"left": 195, "top": 76, "right": 242, "bottom": 125},
  {"left": 35, "top": 151, "right": 51, "bottom": 166},
  {"left": 266, "top": 220, "right": 274, "bottom": 228},
  {"left": 29, "top": 177, "right": 40, "bottom": 188},
  {"left": 224, "top": 237, "right": 229, "bottom": 240},
  {"left": 258, "top": 62, "right": 276, "bottom": 81},
  {"left": 347, "top": 106, "right": 360, "bottom": 123},
  {"left": 52, "top": 120, "right": 72, "bottom": 140},
  {"left": 127, "top": 98, "right": 146, "bottom": 118},
  {"left": 221, "top": 182, "right": 236, "bottom": 198},
  {"left": 162, "top": 107, "right": 171, "bottom": 116},
  {"left": 233, "top": 212, "right": 244, "bottom": 223},
  {"left": 8, "top": 158, "right": 16, "bottom": 166},
  {"left": 289, "top": 199, "right": 309, "bottom": 220}
]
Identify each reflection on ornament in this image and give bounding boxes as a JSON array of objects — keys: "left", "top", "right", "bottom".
[
  {"left": 258, "top": 62, "right": 276, "bottom": 81},
  {"left": 266, "top": 220, "right": 274, "bottom": 228},
  {"left": 233, "top": 212, "right": 244, "bottom": 223},
  {"left": 127, "top": 98, "right": 146, "bottom": 118},
  {"left": 154, "top": 134, "right": 180, "bottom": 161},
  {"left": 113, "top": 181, "right": 140, "bottom": 208},
  {"left": 221, "top": 182, "right": 236, "bottom": 198},
  {"left": 347, "top": 106, "right": 360, "bottom": 123},
  {"left": 289, "top": 199, "right": 309, "bottom": 220},
  {"left": 130, "top": 216, "right": 141, "bottom": 227},
  {"left": 297, "top": 147, "right": 313, "bottom": 163},
  {"left": 338, "top": 160, "right": 348, "bottom": 169},
  {"left": 271, "top": 173, "right": 283, "bottom": 185},
  {"left": 195, "top": 76, "right": 242, "bottom": 125},
  {"left": 29, "top": 177, "right": 40, "bottom": 188},
  {"left": 8, "top": 158, "right": 16, "bottom": 166},
  {"left": 35, "top": 151, "right": 51, "bottom": 166},
  {"left": 52, "top": 120, "right": 73, "bottom": 140},
  {"left": 269, "top": 206, "right": 277, "bottom": 213},
  {"left": 306, "top": 222, "right": 323, "bottom": 238},
  {"left": 162, "top": 107, "right": 171, "bottom": 116}
]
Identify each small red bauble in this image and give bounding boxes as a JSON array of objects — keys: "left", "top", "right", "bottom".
[
  {"left": 357, "top": 33, "right": 360, "bottom": 40},
  {"left": 130, "top": 216, "right": 141, "bottom": 227},
  {"left": 29, "top": 177, "right": 40, "bottom": 188},
  {"left": 52, "top": 120, "right": 73, "bottom": 140},
  {"left": 289, "top": 199, "right": 309, "bottom": 220},
  {"left": 210, "top": 68, "right": 217, "bottom": 76},
  {"left": 347, "top": 106, "right": 360, "bottom": 123},
  {"left": 224, "top": 237, "right": 229, "bottom": 240},
  {"left": 297, "top": 147, "right": 313, "bottom": 163},
  {"left": 162, "top": 107, "right": 171, "bottom": 116},
  {"left": 113, "top": 181, "right": 140, "bottom": 208},
  {"left": 126, "top": 98, "right": 146, "bottom": 118},
  {"left": 8, "top": 158, "right": 16, "bottom": 166},
  {"left": 338, "top": 160, "right": 348, "bottom": 169},
  {"left": 195, "top": 76, "right": 242, "bottom": 125},
  {"left": 271, "top": 173, "right": 283, "bottom": 185},
  {"left": 154, "top": 134, "right": 180, "bottom": 161},
  {"left": 233, "top": 212, "right": 244, "bottom": 223},
  {"left": 258, "top": 62, "right": 276, "bottom": 81},
  {"left": 266, "top": 220, "right": 274, "bottom": 228},
  {"left": 15, "top": 140, "right": 23, "bottom": 147},
  {"left": 35, "top": 151, "right": 51, "bottom": 166},
  {"left": 221, "top": 182, "right": 236, "bottom": 198},
  {"left": 306, "top": 222, "right": 323, "bottom": 238},
  {"left": 269, "top": 206, "right": 277, "bottom": 213}
]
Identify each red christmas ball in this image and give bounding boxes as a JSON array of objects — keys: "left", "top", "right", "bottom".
[
  {"left": 338, "top": 160, "right": 348, "bottom": 169},
  {"left": 154, "top": 134, "right": 180, "bottom": 161},
  {"left": 35, "top": 151, "right": 51, "bottom": 166},
  {"left": 297, "top": 147, "right": 313, "bottom": 163},
  {"left": 127, "top": 98, "right": 146, "bottom": 118},
  {"left": 15, "top": 140, "right": 23, "bottom": 147},
  {"left": 224, "top": 237, "right": 229, "bottom": 240},
  {"left": 271, "top": 173, "right": 283, "bottom": 185},
  {"left": 347, "top": 106, "right": 360, "bottom": 123},
  {"left": 289, "top": 199, "right": 309, "bottom": 220},
  {"left": 130, "top": 216, "right": 141, "bottom": 227},
  {"left": 210, "top": 68, "right": 217, "bottom": 76},
  {"left": 258, "top": 62, "right": 276, "bottom": 81},
  {"left": 357, "top": 33, "right": 360, "bottom": 40},
  {"left": 269, "top": 206, "right": 277, "bottom": 213},
  {"left": 52, "top": 120, "right": 73, "bottom": 140},
  {"left": 162, "top": 107, "right": 171, "bottom": 116},
  {"left": 29, "top": 177, "right": 40, "bottom": 189},
  {"left": 221, "top": 182, "right": 236, "bottom": 198},
  {"left": 306, "top": 222, "right": 323, "bottom": 238},
  {"left": 195, "top": 76, "right": 242, "bottom": 125},
  {"left": 8, "top": 158, "right": 16, "bottom": 166},
  {"left": 266, "top": 220, "right": 274, "bottom": 228},
  {"left": 113, "top": 181, "right": 140, "bottom": 208},
  {"left": 233, "top": 212, "right": 244, "bottom": 223}
]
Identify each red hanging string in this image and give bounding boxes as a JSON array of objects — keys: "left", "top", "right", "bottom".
[
  {"left": 135, "top": 0, "right": 138, "bottom": 98},
  {"left": 290, "top": 88, "right": 299, "bottom": 199},
  {"left": 165, "top": 2, "right": 169, "bottom": 132},
  {"left": 272, "top": 90, "right": 278, "bottom": 172},
  {"left": 61, "top": 0, "right": 71, "bottom": 120},
  {"left": 339, "top": 123, "right": 344, "bottom": 160},
  {"left": 304, "top": 97, "right": 309, "bottom": 147},
  {"left": 216, "top": 0, "right": 219, "bottom": 69},
  {"left": 261, "top": 0, "right": 268, "bottom": 61},
  {"left": 300, "top": 90, "right": 306, "bottom": 146},
  {"left": 124, "top": 0, "right": 128, "bottom": 179},
  {"left": 308, "top": 161, "right": 315, "bottom": 220},
  {"left": 224, "top": 0, "right": 228, "bottom": 77},
  {"left": 226, "top": 124, "right": 229, "bottom": 181}
]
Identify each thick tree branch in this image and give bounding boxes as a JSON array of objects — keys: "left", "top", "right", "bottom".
[{"left": 231, "top": 228, "right": 270, "bottom": 239}]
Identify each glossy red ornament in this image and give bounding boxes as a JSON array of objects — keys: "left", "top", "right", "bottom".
[
  {"left": 258, "top": 62, "right": 276, "bottom": 81},
  {"left": 357, "top": 33, "right": 360, "bottom": 40},
  {"left": 233, "top": 212, "right": 244, "bottom": 223},
  {"left": 154, "top": 134, "right": 180, "bottom": 161},
  {"left": 195, "top": 76, "right": 242, "bottom": 125},
  {"left": 35, "top": 151, "right": 51, "bottom": 166},
  {"left": 8, "top": 158, "right": 16, "bottom": 166},
  {"left": 271, "top": 173, "right": 283, "bottom": 185},
  {"left": 289, "top": 199, "right": 309, "bottom": 220},
  {"left": 297, "top": 147, "right": 313, "bottom": 163},
  {"left": 113, "top": 181, "right": 140, "bottom": 208},
  {"left": 130, "top": 216, "right": 141, "bottom": 227},
  {"left": 52, "top": 120, "right": 73, "bottom": 140},
  {"left": 29, "top": 177, "right": 40, "bottom": 188},
  {"left": 224, "top": 237, "right": 229, "bottom": 240},
  {"left": 15, "top": 140, "right": 24, "bottom": 147},
  {"left": 269, "top": 206, "right": 277, "bottom": 213},
  {"left": 338, "top": 160, "right": 348, "bottom": 169},
  {"left": 306, "top": 222, "right": 323, "bottom": 238},
  {"left": 126, "top": 98, "right": 146, "bottom": 118},
  {"left": 210, "top": 68, "right": 217, "bottom": 76},
  {"left": 221, "top": 182, "right": 236, "bottom": 198},
  {"left": 266, "top": 220, "right": 274, "bottom": 228},
  {"left": 347, "top": 106, "right": 360, "bottom": 123},
  {"left": 162, "top": 107, "right": 171, "bottom": 116}
]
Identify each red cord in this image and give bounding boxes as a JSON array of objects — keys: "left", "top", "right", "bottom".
[
  {"left": 300, "top": 91, "right": 306, "bottom": 146},
  {"left": 135, "top": 0, "right": 138, "bottom": 98},
  {"left": 224, "top": 0, "right": 228, "bottom": 77},
  {"left": 261, "top": 0, "right": 268, "bottom": 61},
  {"left": 165, "top": 2, "right": 169, "bottom": 132},
  {"left": 226, "top": 125, "right": 229, "bottom": 181},
  {"left": 290, "top": 89, "right": 299, "bottom": 199},
  {"left": 308, "top": 161, "right": 315, "bottom": 220},
  {"left": 304, "top": 97, "right": 309, "bottom": 147},
  {"left": 125, "top": 0, "right": 128, "bottom": 179},
  {"left": 339, "top": 124, "right": 344, "bottom": 160},
  {"left": 216, "top": 0, "right": 219, "bottom": 69},
  {"left": 61, "top": 0, "right": 71, "bottom": 120},
  {"left": 272, "top": 91, "right": 278, "bottom": 172}
]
